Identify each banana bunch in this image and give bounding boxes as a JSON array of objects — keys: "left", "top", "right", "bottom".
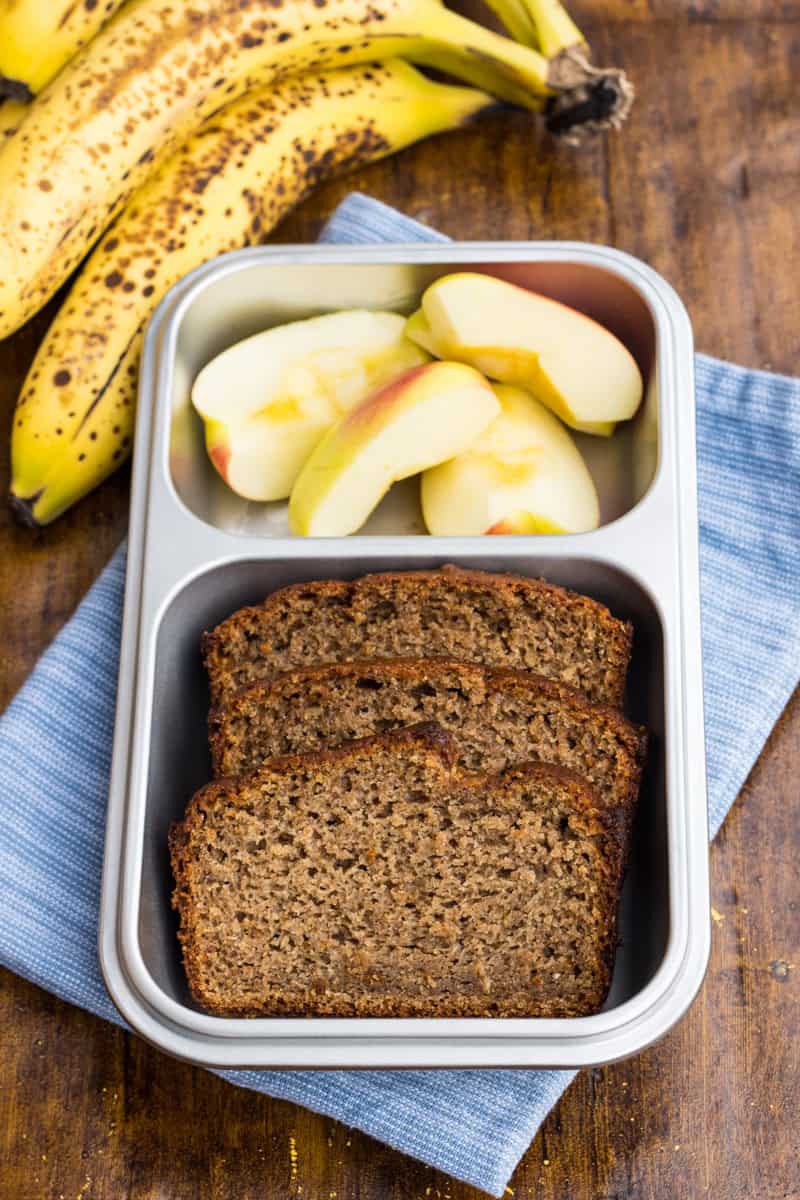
[{"left": 4, "top": 0, "right": 633, "bottom": 525}]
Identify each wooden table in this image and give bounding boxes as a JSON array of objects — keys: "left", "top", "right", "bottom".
[{"left": 1, "top": 3, "right": 798, "bottom": 1196}]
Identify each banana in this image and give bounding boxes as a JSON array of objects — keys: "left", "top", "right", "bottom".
[
  {"left": 0, "top": 98, "right": 25, "bottom": 142},
  {"left": 0, "top": 0, "right": 630, "bottom": 342},
  {"left": 9, "top": 60, "right": 498, "bottom": 526},
  {"left": 0, "top": 0, "right": 128, "bottom": 100}
]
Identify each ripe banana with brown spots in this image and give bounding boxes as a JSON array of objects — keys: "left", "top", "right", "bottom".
[
  {"left": 0, "top": 0, "right": 128, "bottom": 100},
  {"left": 9, "top": 60, "right": 498, "bottom": 525},
  {"left": 0, "top": 0, "right": 631, "bottom": 341}
]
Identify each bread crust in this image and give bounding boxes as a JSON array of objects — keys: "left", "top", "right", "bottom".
[
  {"left": 207, "top": 657, "right": 647, "bottom": 826},
  {"left": 201, "top": 566, "right": 633, "bottom": 709}
]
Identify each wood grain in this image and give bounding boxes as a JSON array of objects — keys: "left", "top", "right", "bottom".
[{"left": 1, "top": 7, "right": 798, "bottom": 1200}]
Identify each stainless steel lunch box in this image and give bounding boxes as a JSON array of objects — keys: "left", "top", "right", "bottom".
[{"left": 99, "top": 242, "right": 710, "bottom": 1068}]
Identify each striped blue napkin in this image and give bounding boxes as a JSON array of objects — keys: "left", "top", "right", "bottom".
[{"left": 1, "top": 193, "right": 798, "bottom": 1197}]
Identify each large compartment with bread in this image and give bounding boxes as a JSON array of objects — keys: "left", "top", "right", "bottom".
[{"left": 99, "top": 242, "right": 709, "bottom": 1068}]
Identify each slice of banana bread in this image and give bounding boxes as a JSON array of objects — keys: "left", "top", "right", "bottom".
[
  {"left": 170, "top": 724, "right": 628, "bottom": 1019},
  {"left": 202, "top": 566, "right": 633, "bottom": 708},
  {"left": 208, "top": 658, "right": 647, "bottom": 825}
]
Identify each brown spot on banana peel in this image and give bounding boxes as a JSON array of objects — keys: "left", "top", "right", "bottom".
[
  {"left": 544, "top": 47, "right": 634, "bottom": 142},
  {"left": 58, "top": 3, "right": 80, "bottom": 30}
]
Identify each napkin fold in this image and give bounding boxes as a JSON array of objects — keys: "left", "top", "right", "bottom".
[{"left": 1, "top": 193, "right": 798, "bottom": 1198}]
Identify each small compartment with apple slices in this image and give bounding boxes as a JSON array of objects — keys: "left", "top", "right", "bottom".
[{"left": 171, "top": 254, "right": 657, "bottom": 537}]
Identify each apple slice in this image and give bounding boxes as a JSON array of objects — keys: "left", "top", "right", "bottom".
[
  {"left": 192, "top": 310, "right": 428, "bottom": 500},
  {"left": 404, "top": 308, "right": 441, "bottom": 357},
  {"left": 417, "top": 273, "right": 642, "bottom": 434},
  {"left": 202, "top": 415, "right": 319, "bottom": 503},
  {"left": 421, "top": 383, "right": 600, "bottom": 536},
  {"left": 288, "top": 361, "right": 500, "bottom": 537},
  {"left": 405, "top": 306, "right": 616, "bottom": 437}
]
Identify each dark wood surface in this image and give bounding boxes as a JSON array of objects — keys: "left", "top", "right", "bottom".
[{"left": 1, "top": 4, "right": 798, "bottom": 1197}]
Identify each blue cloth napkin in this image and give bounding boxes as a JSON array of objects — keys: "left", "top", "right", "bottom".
[{"left": 1, "top": 193, "right": 799, "bottom": 1198}]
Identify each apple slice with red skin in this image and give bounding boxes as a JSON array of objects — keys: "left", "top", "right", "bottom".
[{"left": 289, "top": 360, "right": 500, "bottom": 537}]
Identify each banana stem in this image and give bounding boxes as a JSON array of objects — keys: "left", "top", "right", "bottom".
[
  {"left": 521, "top": 0, "right": 586, "bottom": 56},
  {"left": 480, "top": 0, "right": 538, "bottom": 46},
  {"left": 480, "top": 0, "right": 586, "bottom": 53},
  {"left": 543, "top": 48, "right": 634, "bottom": 140},
  {"left": 467, "top": 0, "right": 634, "bottom": 139}
]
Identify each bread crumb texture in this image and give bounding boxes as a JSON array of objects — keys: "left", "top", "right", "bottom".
[{"left": 170, "top": 725, "right": 627, "bottom": 1018}]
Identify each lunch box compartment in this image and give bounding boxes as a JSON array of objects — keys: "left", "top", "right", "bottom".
[
  {"left": 140, "top": 555, "right": 668, "bottom": 1014},
  {"left": 166, "top": 257, "right": 659, "bottom": 538}
]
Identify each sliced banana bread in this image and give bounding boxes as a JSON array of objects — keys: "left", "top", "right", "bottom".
[
  {"left": 208, "top": 658, "right": 647, "bottom": 826},
  {"left": 202, "top": 566, "right": 633, "bottom": 708},
  {"left": 170, "top": 724, "right": 627, "bottom": 1019}
]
